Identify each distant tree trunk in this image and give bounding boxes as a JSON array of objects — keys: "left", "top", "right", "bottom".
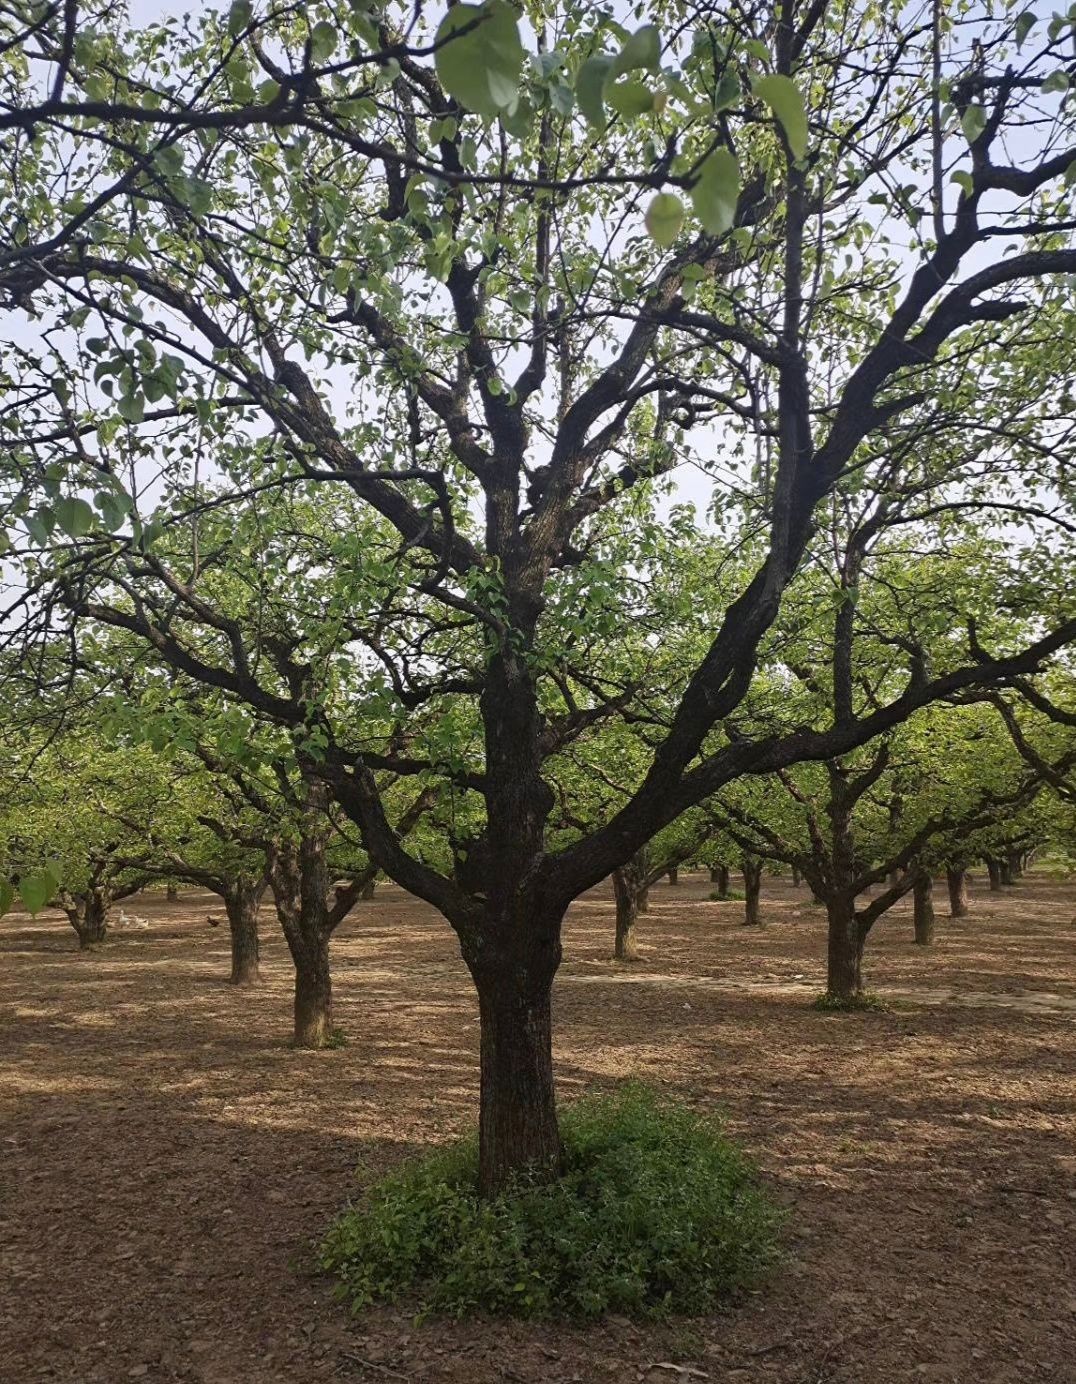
[
  {"left": 913, "top": 872, "right": 935, "bottom": 946},
  {"left": 791, "top": 865, "right": 802, "bottom": 887},
  {"left": 826, "top": 893, "right": 863, "bottom": 998},
  {"left": 1005, "top": 849, "right": 1024, "bottom": 882},
  {"left": 999, "top": 857, "right": 1015, "bottom": 886},
  {"left": 709, "top": 863, "right": 730, "bottom": 897},
  {"left": 166, "top": 882, "right": 178, "bottom": 901},
  {"left": 611, "top": 870, "right": 640, "bottom": 961},
  {"left": 666, "top": 866, "right": 679, "bottom": 886},
  {"left": 360, "top": 878, "right": 375, "bottom": 900},
  {"left": 224, "top": 880, "right": 262, "bottom": 985},
  {"left": 65, "top": 888, "right": 110, "bottom": 949},
  {"left": 888, "top": 867, "right": 900, "bottom": 889},
  {"left": 985, "top": 857, "right": 1003, "bottom": 892},
  {"left": 637, "top": 882, "right": 650, "bottom": 914},
  {"left": 946, "top": 867, "right": 969, "bottom": 918},
  {"left": 742, "top": 856, "right": 762, "bottom": 925}
]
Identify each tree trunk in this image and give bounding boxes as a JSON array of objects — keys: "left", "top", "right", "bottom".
[
  {"left": 888, "top": 867, "right": 900, "bottom": 889},
  {"left": 224, "top": 883, "right": 261, "bottom": 985},
  {"left": 474, "top": 972, "right": 561, "bottom": 1198},
  {"left": 166, "top": 882, "right": 178, "bottom": 901},
  {"left": 637, "top": 883, "right": 650, "bottom": 914},
  {"left": 1005, "top": 849, "right": 1023, "bottom": 882},
  {"left": 293, "top": 930, "right": 332, "bottom": 1048},
  {"left": 611, "top": 866, "right": 641, "bottom": 961},
  {"left": 666, "top": 866, "right": 678, "bottom": 886},
  {"left": 913, "top": 872, "right": 935, "bottom": 945},
  {"left": 67, "top": 889, "right": 110, "bottom": 949},
  {"left": 791, "top": 865, "right": 801, "bottom": 887},
  {"left": 360, "top": 878, "right": 375, "bottom": 900},
  {"left": 825, "top": 894, "right": 863, "bottom": 998},
  {"left": 985, "top": 857, "right": 1002, "bottom": 892},
  {"left": 710, "top": 863, "right": 730, "bottom": 897},
  {"left": 946, "top": 867, "right": 969, "bottom": 918},
  {"left": 742, "top": 856, "right": 762, "bottom": 925},
  {"left": 999, "top": 858, "right": 1014, "bottom": 886}
]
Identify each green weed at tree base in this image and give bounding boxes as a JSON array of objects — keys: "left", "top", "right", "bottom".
[{"left": 320, "top": 1084, "right": 782, "bottom": 1321}]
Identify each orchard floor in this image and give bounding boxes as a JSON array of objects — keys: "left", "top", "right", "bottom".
[{"left": 2, "top": 875, "right": 1076, "bottom": 1384}]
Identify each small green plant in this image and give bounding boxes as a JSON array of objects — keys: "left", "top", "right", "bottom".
[
  {"left": 322, "top": 1027, "right": 349, "bottom": 1049},
  {"left": 811, "top": 990, "right": 888, "bottom": 1013},
  {"left": 321, "top": 1084, "right": 781, "bottom": 1321},
  {"left": 709, "top": 888, "right": 745, "bottom": 901}
]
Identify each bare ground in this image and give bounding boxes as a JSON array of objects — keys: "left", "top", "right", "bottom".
[{"left": 2, "top": 872, "right": 1075, "bottom": 1384}]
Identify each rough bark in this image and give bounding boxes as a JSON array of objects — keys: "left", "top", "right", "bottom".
[
  {"left": 710, "top": 863, "right": 730, "bottom": 896},
  {"left": 474, "top": 966, "right": 561, "bottom": 1198},
  {"left": 999, "top": 858, "right": 1014, "bottom": 886},
  {"left": 293, "top": 929, "right": 332, "bottom": 1047},
  {"left": 360, "top": 878, "right": 375, "bottom": 900},
  {"left": 913, "top": 871, "right": 936, "bottom": 945},
  {"left": 666, "top": 866, "right": 679, "bottom": 886},
  {"left": 946, "top": 867, "right": 969, "bottom": 918},
  {"left": 826, "top": 894, "right": 863, "bottom": 998},
  {"left": 742, "top": 856, "right": 762, "bottom": 925},
  {"left": 224, "top": 881, "right": 262, "bottom": 985},
  {"left": 985, "top": 857, "right": 1003, "bottom": 891},
  {"left": 791, "top": 865, "right": 802, "bottom": 887}
]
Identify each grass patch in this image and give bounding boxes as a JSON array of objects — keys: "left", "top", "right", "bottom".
[
  {"left": 811, "top": 990, "right": 888, "bottom": 1013},
  {"left": 320, "top": 1084, "right": 782, "bottom": 1321},
  {"left": 709, "top": 889, "right": 745, "bottom": 901}
]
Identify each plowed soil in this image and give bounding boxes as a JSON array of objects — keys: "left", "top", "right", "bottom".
[{"left": 2, "top": 872, "right": 1075, "bottom": 1384}]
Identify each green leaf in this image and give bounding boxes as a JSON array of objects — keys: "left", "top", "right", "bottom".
[
  {"left": 118, "top": 392, "right": 146, "bottom": 423},
  {"left": 227, "top": 0, "right": 252, "bottom": 38},
  {"left": 950, "top": 169, "right": 975, "bottom": 197},
  {"left": 54, "top": 496, "right": 95, "bottom": 538},
  {"left": 309, "top": 21, "right": 337, "bottom": 63},
  {"left": 645, "top": 192, "right": 684, "bottom": 248},
  {"left": 608, "top": 25, "right": 661, "bottom": 81},
  {"left": 690, "top": 147, "right": 740, "bottom": 234},
  {"left": 0, "top": 879, "right": 13, "bottom": 918},
  {"left": 1014, "top": 10, "right": 1036, "bottom": 51},
  {"left": 19, "top": 870, "right": 56, "bottom": 917},
  {"left": 753, "top": 75, "right": 808, "bottom": 160},
  {"left": 1041, "top": 69, "right": 1070, "bottom": 94},
  {"left": 961, "top": 104, "right": 988, "bottom": 143},
  {"left": 711, "top": 67, "right": 740, "bottom": 113},
  {"left": 435, "top": 2, "right": 525, "bottom": 118},
  {"left": 576, "top": 54, "right": 612, "bottom": 128},
  {"left": 606, "top": 78, "right": 657, "bottom": 117}
]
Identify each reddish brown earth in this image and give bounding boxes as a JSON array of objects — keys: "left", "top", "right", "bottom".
[{"left": 2, "top": 872, "right": 1075, "bottom": 1384}]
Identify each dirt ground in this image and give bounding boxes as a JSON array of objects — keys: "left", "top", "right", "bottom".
[{"left": 2, "top": 872, "right": 1075, "bottom": 1384}]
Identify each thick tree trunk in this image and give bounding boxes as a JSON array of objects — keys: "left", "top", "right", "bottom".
[
  {"left": 475, "top": 973, "right": 561, "bottom": 1198},
  {"left": 1005, "top": 849, "right": 1023, "bottom": 882},
  {"left": 826, "top": 894, "right": 863, "bottom": 998},
  {"left": 913, "top": 872, "right": 935, "bottom": 945},
  {"left": 985, "top": 857, "right": 1002, "bottom": 892},
  {"left": 611, "top": 866, "right": 641, "bottom": 961},
  {"left": 293, "top": 931, "right": 332, "bottom": 1048},
  {"left": 224, "top": 883, "right": 261, "bottom": 985},
  {"left": 742, "top": 856, "right": 762, "bottom": 925},
  {"left": 999, "top": 858, "right": 1014, "bottom": 886},
  {"left": 666, "top": 866, "right": 679, "bottom": 886},
  {"left": 947, "top": 868, "right": 969, "bottom": 919},
  {"left": 67, "top": 889, "right": 110, "bottom": 949}
]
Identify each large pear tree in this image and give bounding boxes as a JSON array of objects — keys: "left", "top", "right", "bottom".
[{"left": 4, "top": 1, "right": 1076, "bottom": 1192}]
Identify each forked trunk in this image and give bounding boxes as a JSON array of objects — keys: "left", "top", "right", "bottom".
[
  {"left": 742, "top": 856, "right": 762, "bottom": 925},
  {"left": 826, "top": 894, "right": 863, "bottom": 998},
  {"left": 475, "top": 972, "right": 561, "bottom": 1198},
  {"left": 224, "top": 883, "right": 261, "bottom": 985},
  {"left": 913, "top": 872, "right": 935, "bottom": 945},
  {"left": 293, "top": 931, "right": 332, "bottom": 1048},
  {"left": 985, "top": 857, "right": 1002, "bottom": 892},
  {"left": 66, "top": 889, "right": 110, "bottom": 949},
  {"left": 947, "top": 868, "right": 969, "bottom": 918}
]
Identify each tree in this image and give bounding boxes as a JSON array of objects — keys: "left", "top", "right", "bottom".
[{"left": 5, "top": 1, "right": 1076, "bottom": 1193}]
